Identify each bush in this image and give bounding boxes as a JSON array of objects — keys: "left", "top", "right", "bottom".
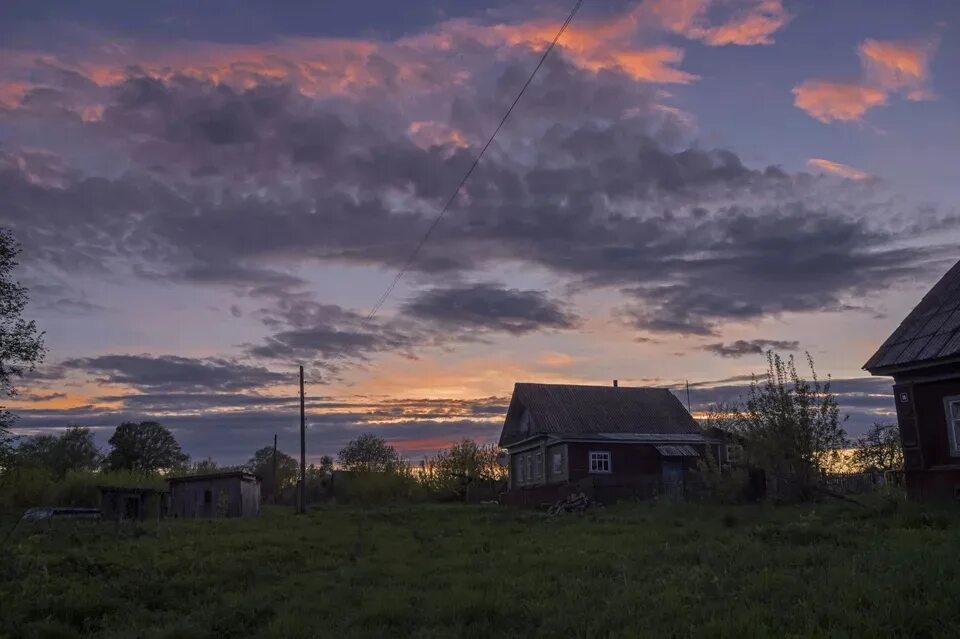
[
  {"left": 330, "top": 471, "right": 425, "bottom": 504},
  {"left": 0, "top": 469, "right": 166, "bottom": 513}
]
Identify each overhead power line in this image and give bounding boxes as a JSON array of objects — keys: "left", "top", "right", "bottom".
[{"left": 361, "top": 0, "right": 585, "bottom": 326}]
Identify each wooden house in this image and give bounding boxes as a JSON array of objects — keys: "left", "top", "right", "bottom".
[
  {"left": 498, "top": 382, "right": 714, "bottom": 504},
  {"left": 864, "top": 259, "right": 960, "bottom": 500},
  {"left": 167, "top": 471, "right": 261, "bottom": 518}
]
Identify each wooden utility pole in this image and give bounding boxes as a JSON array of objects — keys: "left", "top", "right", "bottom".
[
  {"left": 272, "top": 433, "right": 278, "bottom": 504},
  {"left": 298, "top": 365, "right": 306, "bottom": 514},
  {"left": 685, "top": 380, "right": 692, "bottom": 413}
]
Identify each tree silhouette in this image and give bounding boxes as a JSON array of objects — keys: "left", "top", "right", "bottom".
[
  {"left": 0, "top": 228, "right": 46, "bottom": 435},
  {"left": 104, "top": 421, "right": 188, "bottom": 472}
]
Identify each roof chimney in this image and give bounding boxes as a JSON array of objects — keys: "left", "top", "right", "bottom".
[{"left": 613, "top": 379, "right": 618, "bottom": 387}]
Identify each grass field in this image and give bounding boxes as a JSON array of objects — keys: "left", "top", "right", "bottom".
[{"left": 3, "top": 498, "right": 960, "bottom": 638}]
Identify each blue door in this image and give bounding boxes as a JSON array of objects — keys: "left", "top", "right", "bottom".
[{"left": 661, "top": 460, "right": 684, "bottom": 499}]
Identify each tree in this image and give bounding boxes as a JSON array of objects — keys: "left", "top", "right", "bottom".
[
  {"left": 14, "top": 426, "right": 101, "bottom": 477},
  {"left": 317, "top": 454, "right": 334, "bottom": 474},
  {"left": 104, "top": 421, "right": 188, "bottom": 472},
  {"left": 338, "top": 434, "right": 402, "bottom": 473},
  {"left": 246, "top": 446, "right": 297, "bottom": 500},
  {"left": 420, "top": 439, "right": 505, "bottom": 498},
  {"left": 735, "top": 352, "right": 848, "bottom": 498},
  {"left": 852, "top": 422, "right": 903, "bottom": 472},
  {"left": 0, "top": 228, "right": 47, "bottom": 434}
]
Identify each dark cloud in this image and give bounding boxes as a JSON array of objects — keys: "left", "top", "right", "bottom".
[
  {"left": 403, "top": 283, "right": 578, "bottom": 334},
  {"left": 2, "top": 41, "right": 955, "bottom": 344},
  {"left": 12, "top": 394, "right": 508, "bottom": 463},
  {"left": 703, "top": 339, "right": 801, "bottom": 358},
  {"left": 60, "top": 354, "right": 289, "bottom": 392}
]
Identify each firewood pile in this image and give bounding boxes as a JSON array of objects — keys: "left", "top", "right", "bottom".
[{"left": 547, "top": 492, "right": 596, "bottom": 515}]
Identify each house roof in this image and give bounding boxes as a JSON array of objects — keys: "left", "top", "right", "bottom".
[
  {"left": 499, "top": 382, "right": 699, "bottom": 447},
  {"left": 864, "top": 259, "right": 960, "bottom": 374}
]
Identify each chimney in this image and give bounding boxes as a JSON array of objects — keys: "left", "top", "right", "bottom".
[{"left": 613, "top": 379, "right": 618, "bottom": 388}]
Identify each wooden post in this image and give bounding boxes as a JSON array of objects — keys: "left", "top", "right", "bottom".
[
  {"left": 272, "top": 433, "right": 278, "bottom": 504},
  {"left": 298, "top": 366, "right": 306, "bottom": 514}
]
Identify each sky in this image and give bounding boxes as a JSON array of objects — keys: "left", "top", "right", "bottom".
[{"left": 2, "top": 0, "right": 959, "bottom": 464}]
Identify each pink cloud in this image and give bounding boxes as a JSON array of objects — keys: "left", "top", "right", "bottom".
[
  {"left": 792, "top": 80, "right": 887, "bottom": 123},
  {"left": 807, "top": 158, "right": 870, "bottom": 181},
  {"left": 647, "top": 0, "right": 791, "bottom": 46},
  {"left": 859, "top": 37, "right": 938, "bottom": 101}
]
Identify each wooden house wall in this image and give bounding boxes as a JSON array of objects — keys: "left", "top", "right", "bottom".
[
  {"left": 891, "top": 375, "right": 960, "bottom": 499},
  {"left": 170, "top": 477, "right": 259, "bottom": 518},
  {"left": 565, "top": 442, "right": 662, "bottom": 483}
]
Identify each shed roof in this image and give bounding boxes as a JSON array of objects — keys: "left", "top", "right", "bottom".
[
  {"left": 499, "top": 382, "right": 698, "bottom": 447},
  {"left": 864, "top": 259, "right": 960, "bottom": 374},
  {"left": 167, "top": 470, "right": 260, "bottom": 484}
]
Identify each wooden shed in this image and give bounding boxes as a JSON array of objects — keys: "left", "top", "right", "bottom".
[
  {"left": 167, "top": 471, "right": 261, "bottom": 518},
  {"left": 98, "top": 486, "right": 167, "bottom": 521},
  {"left": 864, "top": 258, "right": 960, "bottom": 500}
]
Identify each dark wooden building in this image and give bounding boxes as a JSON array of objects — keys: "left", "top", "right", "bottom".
[
  {"left": 167, "top": 471, "right": 261, "bottom": 518},
  {"left": 864, "top": 259, "right": 960, "bottom": 500},
  {"left": 98, "top": 486, "right": 166, "bottom": 521},
  {"left": 499, "top": 382, "right": 714, "bottom": 504}
]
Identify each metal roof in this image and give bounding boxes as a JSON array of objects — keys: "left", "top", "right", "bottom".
[
  {"left": 655, "top": 445, "right": 700, "bottom": 457},
  {"left": 166, "top": 470, "right": 260, "bottom": 484},
  {"left": 499, "top": 382, "right": 699, "bottom": 447},
  {"left": 864, "top": 259, "right": 960, "bottom": 374}
]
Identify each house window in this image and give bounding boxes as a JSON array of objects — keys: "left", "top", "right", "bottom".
[
  {"left": 726, "top": 444, "right": 743, "bottom": 464},
  {"left": 525, "top": 454, "right": 532, "bottom": 483},
  {"left": 203, "top": 489, "right": 212, "bottom": 504},
  {"left": 945, "top": 396, "right": 960, "bottom": 456},
  {"left": 589, "top": 451, "right": 611, "bottom": 473},
  {"left": 534, "top": 452, "right": 543, "bottom": 480},
  {"left": 551, "top": 450, "right": 563, "bottom": 475},
  {"left": 516, "top": 456, "right": 525, "bottom": 485}
]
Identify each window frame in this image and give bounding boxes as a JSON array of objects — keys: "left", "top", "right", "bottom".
[
  {"left": 516, "top": 454, "right": 525, "bottom": 485},
  {"left": 588, "top": 450, "right": 612, "bottom": 474},
  {"left": 534, "top": 451, "right": 543, "bottom": 480},
  {"left": 726, "top": 443, "right": 743, "bottom": 464},
  {"left": 944, "top": 395, "right": 960, "bottom": 457},
  {"left": 551, "top": 450, "right": 563, "bottom": 475}
]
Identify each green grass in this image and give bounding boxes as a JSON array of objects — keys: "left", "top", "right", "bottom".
[{"left": 3, "top": 499, "right": 960, "bottom": 638}]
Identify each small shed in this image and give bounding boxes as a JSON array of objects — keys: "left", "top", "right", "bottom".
[
  {"left": 98, "top": 486, "right": 167, "bottom": 521},
  {"left": 167, "top": 471, "right": 261, "bottom": 518}
]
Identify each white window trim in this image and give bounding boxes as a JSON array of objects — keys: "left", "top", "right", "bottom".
[
  {"left": 589, "top": 450, "right": 612, "bottom": 474},
  {"left": 944, "top": 395, "right": 960, "bottom": 457},
  {"left": 551, "top": 450, "right": 563, "bottom": 475}
]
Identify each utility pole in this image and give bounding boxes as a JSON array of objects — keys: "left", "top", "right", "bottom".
[
  {"left": 298, "top": 365, "right": 306, "bottom": 514},
  {"left": 272, "top": 433, "right": 278, "bottom": 504},
  {"left": 685, "top": 380, "right": 692, "bottom": 413}
]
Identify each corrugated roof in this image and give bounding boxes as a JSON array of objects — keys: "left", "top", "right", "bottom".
[
  {"left": 655, "top": 445, "right": 700, "bottom": 457},
  {"left": 865, "top": 259, "right": 960, "bottom": 373},
  {"left": 499, "top": 382, "right": 699, "bottom": 447}
]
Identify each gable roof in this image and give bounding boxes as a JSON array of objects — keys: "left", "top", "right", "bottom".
[
  {"left": 499, "top": 382, "right": 698, "bottom": 447},
  {"left": 864, "top": 259, "right": 960, "bottom": 374}
]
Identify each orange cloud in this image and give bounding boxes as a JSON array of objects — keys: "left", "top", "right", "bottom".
[
  {"left": 807, "top": 158, "right": 870, "bottom": 181},
  {"left": 792, "top": 80, "right": 887, "bottom": 123},
  {"left": 647, "top": 0, "right": 790, "bottom": 46},
  {"left": 859, "top": 38, "right": 938, "bottom": 101}
]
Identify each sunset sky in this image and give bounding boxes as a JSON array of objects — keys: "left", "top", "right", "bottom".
[{"left": 3, "top": 0, "right": 958, "bottom": 464}]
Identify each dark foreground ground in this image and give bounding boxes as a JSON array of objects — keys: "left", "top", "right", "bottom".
[{"left": 3, "top": 497, "right": 960, "bottom": 638}]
